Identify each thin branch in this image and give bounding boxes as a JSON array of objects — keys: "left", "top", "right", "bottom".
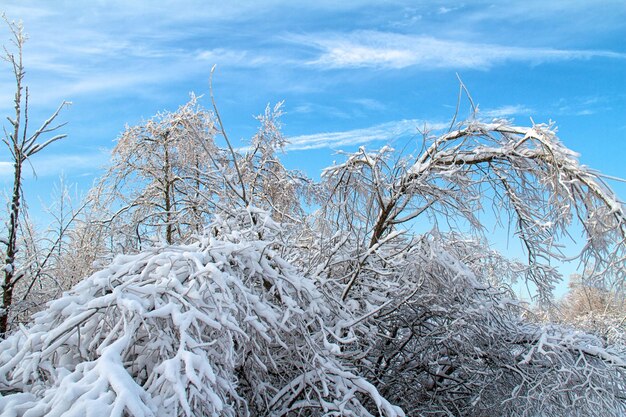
[{"left": 209, "top": 65, "right": 247, "bottom": 205}]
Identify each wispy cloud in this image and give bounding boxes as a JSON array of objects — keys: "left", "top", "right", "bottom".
[
  {"left": 552, "top": 96, "right": 609, "bottom": 117},
  {"left": 195, "top": 48, "right": 276, "bottom": 67},
  {"left": 291, "top": 102, "right": 352, "bottom": 119},
  {"left": 481, "top": 104, "right": 535, "bottom": 119},
  {"left": 0, "top": 151, "right": 109, "bottom": 182},
  {"left": 291, "top": 99, "right": 386, "bottom": 119},
  {"left": 286, "top": 119, "right": 445, "bottom": 151},
  {"left": 0, "top": 162, "right": 12, "bottom": 178},
  {"left": 2, "top": 2, "right": 622, "bottom": 112},
  {"left": 0, "top": 4, "right": 278, "bottom": 109},
  {"left": 295, "top": 31, "right": 626, "bottom": 70},
  {"left": 348, "top": 98, "right": 387, "bottom": 111},
  {"left": 437, "top": 6, "right": 460, "bottom": 14}
]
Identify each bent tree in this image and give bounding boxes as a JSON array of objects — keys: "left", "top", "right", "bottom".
[
  {"left": 0, "top": 17, "right": 68, "bottom": 336},
  {"left": 314, "top": 116, "right": 626, "bottom": 415}
]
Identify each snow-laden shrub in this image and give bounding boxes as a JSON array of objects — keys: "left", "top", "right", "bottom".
[
  {"left": 303, "top": 118, "right": 626, "bottom": 416},
  {"left": 0, "top": 209, "right": 403, "bottom": 417},
  {"left": 351, "top": 234, "right": 626, "bottom": 417},
  {"left": 304, "top": 224, "right": 626, "bottom": 416},
  {"left": 566, "top": 312, "right": 626, "bottom": 346}
]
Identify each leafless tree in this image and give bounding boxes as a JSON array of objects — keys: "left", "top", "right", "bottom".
[
  {"left": 310, "top": 111, "right": 626, "bottom": 415},
  {"left": 8, "top": 179, "right": 89, "bottom": 325},
  {"left": 239, "top": 102, "right": 315, "bottom": 222},
  {"left": 93, "top": 95, "right": 220, "bottom": 250},
  {"left": 0, "top": 17, "right": 69, "bottom": 336},
  {"left": 318, "top": 117, "right": 625, "bottom": 304},
  {"left": 93, "top": 96, "right": 315, "bottom": 253},
  {"left": 546, "top": 274, "right": 626, "bottom": 346}
]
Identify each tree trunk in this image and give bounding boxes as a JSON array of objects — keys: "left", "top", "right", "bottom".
[
  {"left": 163, "top": 136, "right": 173, "bottom": 245},
  {"left": 1, "top": 159, "right": 22, "bottom": 336}
]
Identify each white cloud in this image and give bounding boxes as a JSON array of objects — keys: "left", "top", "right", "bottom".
[
  {"left": 195, "top": 49, "right": 275, "bottom": 67},
  {"left": 0, "top": 3, "right": 278, "bottom": 108},
  {"left": 286, "top": 119, "right": 446, "bottom": 151},
  {"left": 196, "top": 49, "right": 248, "bottom": 63},
  {"left": 0, "top": 151, "right": 109, "bottom": 181},
  {"left": 547, "top": 95, "right": 614, "bottom": 117},
  {"left": 481, "top": 104, "right": 534, "bottom": 119},
  {"left": 348, "top": 98, "right": 387, "bottom": 111},
  {"left": 1, "top": 2, "right": 621, "bottom": 111},
  {"left": 296, "top": 31, "right": 626, "bottom": 70},
  {"left": 0, "top": 162, "right": 13, "bottom": 178},
  {"left": 437, "top": 6, "right": 458, "bottom": 14}
]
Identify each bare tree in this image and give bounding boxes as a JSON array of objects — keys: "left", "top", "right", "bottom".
[
  {"left": 8, "top": 179, "right": 89, "bottom": 325},
  {"left": 0, "top": 17, "right": 69, "bottom": 336},
  {"left": 549, "top": 274, "right": 626, "bottom": 345},
  {"left": 319, "top": 118, "right": 626, "bottom": 304},
  {"left": 311, "top": 111, "right": 626, "bottom": 415},
  {"left": 93, "top": 95, "right": 219, "bottom": 250},
  {"left": 93, "top": 97, "right": 315, "bottom": 253},
  {"left": 240, "top": 102, "right": 316, "bottom": 222}
]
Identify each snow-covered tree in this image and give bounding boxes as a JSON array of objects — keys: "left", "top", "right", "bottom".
[
  {"left": 1, "top": 96, "right": 625, "bottom": 416},
  {"left": 0, "top": 16, "right": 69, "bottom": 336},
  {"left": 93, "top": 95, "right": 220, "bottom": 250},
  {"left": 0, "top": 177, "right": 88, "bottom": 332},
  {"left": 239, "top": 102, "right": 316, "bottom": 221},
  {"left": 0, "top": 209, "right": 403, "bottom": 417},
  {"left": 309, "top": 115, "right": 626, "bottom": 415},
  {"left": 92, "top": 97, "right": 315, "bottom": 254},
  {"left": 549, "top": 274, "right": 626, "bottom": 346}
]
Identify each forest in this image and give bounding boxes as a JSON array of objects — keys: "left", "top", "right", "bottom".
[{"left": 1, "top": 15, "right": 625, "bottom": 417}]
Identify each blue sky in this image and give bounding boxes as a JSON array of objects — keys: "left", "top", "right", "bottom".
[
  {"left": 0, "top": 1, "right": 624, "bottom": 183},
  {"left": 0, "top": 1, "right": 625, "bottom": 283}
]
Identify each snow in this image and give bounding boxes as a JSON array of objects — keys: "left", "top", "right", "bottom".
[{"left": 0, "top": 210, "right": 403, "bottom": 416}]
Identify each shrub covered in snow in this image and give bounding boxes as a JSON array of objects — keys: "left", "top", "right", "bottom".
[{"left": 0, "top": 210, "right": 403, "bottom": 417}]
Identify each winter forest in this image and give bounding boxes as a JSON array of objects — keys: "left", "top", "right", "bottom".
[{"left": 1, "top": 14, "right": 626, "bottom": 417}]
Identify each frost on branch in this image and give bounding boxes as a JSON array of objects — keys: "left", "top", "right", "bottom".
[
  {"left": 310, "top": 116, "right": 626, "bottom": 415},
  {"left": 320, "top": 119, "right": 626, "bottom": 304},
  {"left": 0, "top": 209, "right": 403, "bottom": 417},
  {"left": 323, "top": 231, "right": 626, "bottom": 416}
]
